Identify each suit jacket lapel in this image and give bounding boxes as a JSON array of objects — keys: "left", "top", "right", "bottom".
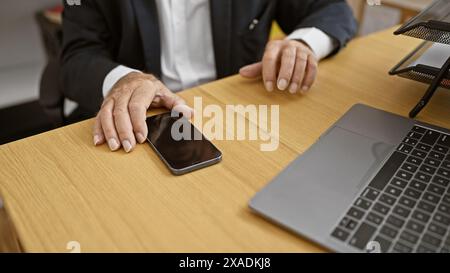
[
  {"left": 131, "top": 0, "right": 161, "bottom": 77},
  {"left": 210, "top": 0, "right": 232, "bottom": 78}
]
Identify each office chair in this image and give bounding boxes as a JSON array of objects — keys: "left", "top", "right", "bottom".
[{"left": 36, "top": 11, "right": 94, "bottom": 128}]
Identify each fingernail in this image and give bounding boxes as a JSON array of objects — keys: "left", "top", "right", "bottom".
[
  {"left": 239, "top": 66, "right": 249, "bottom": 73},
  {"left": 301, "top": 86, "right": 309, "bottom": 94},
  {"left": 277, "top": 79, "right": 288, "bottom": 90},
  {"left": 265, "top": 81, "right": 274, "bottom": 92},
  {"left": 122, "top": 140, "right": 133, "bottom": 153},
  {"left": 93, "top": 135, "right": 101, "bottom": 146},
  {"left": 136, "top": 133, "right": 146, "bottom": 144},
  {"left": 107, "top": 139, "right": 120, "bottom": 151},
  {"left": 289, "top": 83, "right": 298, "bottom": 94}
]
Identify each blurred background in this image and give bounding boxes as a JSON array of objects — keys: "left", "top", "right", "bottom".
[{"left": 0, "top": 0, "right": 433, "bottom": 145}]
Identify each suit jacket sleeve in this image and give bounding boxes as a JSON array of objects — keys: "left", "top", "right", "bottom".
[
  {"left": 61, "top": 1, "right": 118, "bottom": 112},
  {"left": 276, "top": 0, "right": 357, "bottom": 55}
]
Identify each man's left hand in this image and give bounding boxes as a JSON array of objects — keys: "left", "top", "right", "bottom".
[{"left": 239, "top": 40, "right": 318, "bottom": 94}]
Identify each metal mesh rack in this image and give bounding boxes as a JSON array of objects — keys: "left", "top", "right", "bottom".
[
  {"left": 389, "top": 41, "right": 450, "bottom": 88},
  {"left": 399, "top": 25, "right": 450, "bottom": 44},
  {"left": 391, "top": 0, "right": 450, "bottom": 117}
]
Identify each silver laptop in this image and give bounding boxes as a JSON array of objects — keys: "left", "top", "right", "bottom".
[{"left": 250, "top": 104, "right": 450, "bottom": 253}]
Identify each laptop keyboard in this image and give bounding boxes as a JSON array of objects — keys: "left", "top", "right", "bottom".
[{"left": 331, "top": 125, "right": 450, "bottom": 253}]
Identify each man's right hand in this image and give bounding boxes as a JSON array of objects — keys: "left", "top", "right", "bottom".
[{"left": 93, "top": 72, "right": 193, "bottom": 153}]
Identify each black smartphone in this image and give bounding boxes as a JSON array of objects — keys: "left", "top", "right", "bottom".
[{"left": 146, "top": 112, "right": 222, "bottom": 175}]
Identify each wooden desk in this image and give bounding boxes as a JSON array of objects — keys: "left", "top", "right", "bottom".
[{"left": 0, "top": 27, "right": 449, "bottom": 253}]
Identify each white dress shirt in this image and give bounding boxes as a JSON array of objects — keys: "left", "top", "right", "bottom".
[{"left": 102, "top": 0, "right": 336, "bottom": 96}]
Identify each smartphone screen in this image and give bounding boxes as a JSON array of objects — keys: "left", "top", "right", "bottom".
[{"left": 146, "top": 112, "right": 222, "bottom": 175}]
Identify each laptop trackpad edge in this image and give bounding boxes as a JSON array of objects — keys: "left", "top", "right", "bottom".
[{"left": 250, "top": 126, "right": 394, "bottom": 241}]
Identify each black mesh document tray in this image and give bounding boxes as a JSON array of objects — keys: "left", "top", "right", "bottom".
[
  {"left": 391, "top": 0, "right": 450, "bottom": 117},
  {"left": 394, "top": 0, "right": 450, "bottom": 44},
  {"left": 389, "top": 41, "right": 450, "bottom": 88}
]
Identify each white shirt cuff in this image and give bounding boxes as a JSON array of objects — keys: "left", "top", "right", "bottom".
[
  {"left": 102, "top": 65, "right": 141, "bottom": 97},
  {"left": 286, "top": 27, "right": 337, "bottom": 60}
]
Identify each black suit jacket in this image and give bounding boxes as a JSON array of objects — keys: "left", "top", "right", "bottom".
[{"left": 61, "top": 0, "right": 357, "bottom": 112}]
